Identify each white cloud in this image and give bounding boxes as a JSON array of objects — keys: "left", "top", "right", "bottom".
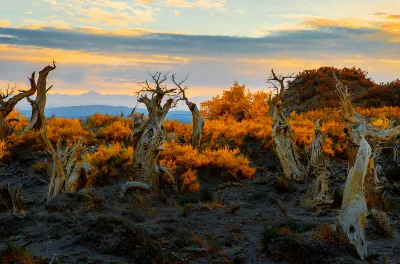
[
  {"left": 166, "top": 0, "right": 226, "bottom": 9},
  {"left": 41, "top": 0, "right": 156, "bottom": 26}
]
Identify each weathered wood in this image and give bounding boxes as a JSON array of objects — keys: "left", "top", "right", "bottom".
[
  {"left": 119, "top": 181, "right": 151, "bottom": 197},
  {"left": 131, "top": 72, "right": 185, "bottom": 195},
  {"left": 268, "top": 69, "right": 306, "bottom": 181},
  {"left": 25, "top": 62, "right": 97, "bottom": 197},
  {"left": 309, "top": 120, "right": 332, "bottom": 206},
  {"left": 0, "top": 81, "right": 38, "bottom": 138},
  {"left": 173, "top": 74, "right": 205, "bottom": 151},
  {"left": 340, "top": 137, "right": 370, "bottom": 260},
  {"left": 334, "top": 72, "right": 400, "bottom": 260}
]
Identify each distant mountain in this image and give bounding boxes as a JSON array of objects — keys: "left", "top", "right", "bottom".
[
  {"left": 19, "top": 105, "right": 192, "bottom": 124},
  {"left": 15, "top": 90, "right": 213, "bottom": 111}
]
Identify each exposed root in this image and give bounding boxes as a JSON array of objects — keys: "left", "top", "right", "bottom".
[{"left": 119, "top": 181, "right": 151, "bottom": 197}]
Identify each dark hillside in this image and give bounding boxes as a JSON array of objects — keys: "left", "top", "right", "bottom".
[{"left": 283, "top": 67, "right": 400, "bottom": 113}]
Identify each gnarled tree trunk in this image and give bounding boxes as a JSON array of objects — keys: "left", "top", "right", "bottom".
[
  {"left": 340, "top": 137, "right": 370, "bottom": 260},
  {"left": 309, "top": 120, "right": 332, "bottom": 206},
  {"left": 0, "top": 82, "right": 38, "bottom": 138},
  {"left": 188, "top": 102, "right": 204, "bottom": 151},
  {"left": 173, "top": 75, "right": 205, "bottom": 151},
  {"left": 25, "top": 62, "right": 56, "bottom": 131},
  {"left": 26, "top": 62, "right": 97, "bottom": 197},
  {"left": 130, "top": 72, "right": 181, "bottom": 195},
  {"left": 267, "top": 69, "right": 306, "bottom": 181},
  {"left": 334, "top": 72, "right": 400, "bottom": 260},
  {"left": 132, "top": 114, "right": 167, "bottom": 194}
]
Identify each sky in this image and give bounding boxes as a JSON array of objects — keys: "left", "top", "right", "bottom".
[{"left": 0, "top": 0, "right": 399, "bottom": 98}]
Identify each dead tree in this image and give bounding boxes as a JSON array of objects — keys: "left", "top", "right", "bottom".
[
  {"left": 309, "top": 120, "right": 332, "bottom": 207},
  {"left": 172, "top": 74, "right": 205, "bottom": 151},
  {"left": 334, "top": 73, "right": 400, "bottom": 260},
  {"left": 25, "top": 62, "right": 97, "bottom": 197},
  {"left": 0, "top": 82, "right": 37, "bottom": 138},
  {"left": 129, "top": 71, "right": 181, "bottom": 195},
  {"left": 24, "top": 62, "right": 57, "bottom": 131},
  {"left": 267, "top": 69, "right": 306, "bottom": 181}
]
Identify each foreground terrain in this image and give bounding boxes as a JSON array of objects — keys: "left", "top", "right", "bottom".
[{"left": 0, "top": 145, "right": 399, "bottom": 264}]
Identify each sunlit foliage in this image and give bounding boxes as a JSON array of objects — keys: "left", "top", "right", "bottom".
[
  {"left": 159, "top": 141, "right": 255, "bottom": 192},
  {"left": 86, "top": 143, "right": 133, "bottom": 184}
]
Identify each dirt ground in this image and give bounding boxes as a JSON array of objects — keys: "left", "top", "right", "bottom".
[{"left": 0, "top": 146, "right": 399, "bottom": 264}]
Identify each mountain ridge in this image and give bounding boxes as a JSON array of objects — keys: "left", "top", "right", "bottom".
[{"left": 18, "top": 105, "right": 192, "bottom": 124}]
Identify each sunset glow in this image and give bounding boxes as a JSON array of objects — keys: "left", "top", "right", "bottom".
[{"left": 0, "top": 0, "right": 399, "bottom": 96}]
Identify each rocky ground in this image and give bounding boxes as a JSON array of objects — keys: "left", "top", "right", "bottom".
[{"left": 0, "top": 146, "right": 399, "bottom": 264}]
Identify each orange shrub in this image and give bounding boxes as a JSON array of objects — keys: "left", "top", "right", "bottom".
[
  {"left": 202, "top": 147, "right": 255, "bottom": 179},
  {"left": 85, "top": 113, "right": 122, "bottom": 129},
  {"left": 159, "top": 141, "right": 255, "bottom": 192},
  {"left": 180, "top": 169, "right": 200, "bottom": 193},
  {"left": 200, "top": 82, "right": 252, "bottom": 121},
  {"left": 0, "top": 140, "right": 8, "bottom": 160},
  {"left": 86, "top": 143, "right": 133, "bottom": 184},
  {"left": 163, "top": 120, "right": 192, "bottom": 141},
  {"left": 46, "top": 117, "right": 89, "bottom": 145},
  {"left": 6, "top": 108, "right": 29, "bottom": 130},
  {"left": 98, "top": 120, "right": 133, "bottom": 143}
]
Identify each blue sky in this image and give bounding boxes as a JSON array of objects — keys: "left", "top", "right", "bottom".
[{"left": 0, "top": 0, "right": 399, "bottom": 97}]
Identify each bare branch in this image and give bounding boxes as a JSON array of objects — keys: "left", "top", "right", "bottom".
[{"left": 266, "top": 69, "right": 295, "bottom": 99}]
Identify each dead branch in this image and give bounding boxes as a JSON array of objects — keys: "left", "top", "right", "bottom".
[{"left": 119, "top": 181, "right": 151, "bottom": 197}]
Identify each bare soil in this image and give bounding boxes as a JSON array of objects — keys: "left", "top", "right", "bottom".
[{"left": 0, "top": 146, "right": 399, "bottom": 264}]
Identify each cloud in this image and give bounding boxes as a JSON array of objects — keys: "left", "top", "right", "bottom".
[
  {"left": 0, "top": 21, "right": 11, "bottom": 27},
  {"left": 173, "top": 10, "right": 181, "bottom": 16},
  {"left": 0, "top": 44, "right": 190, "bottom": 66},
  {"left": 25, "top": 11, "right": 34, "bottom": 15},
  {"left": 0, "top": 25, "right": 398, "bottom": 60},
  {"left": 166, "top": 0, "right": 226, "bottom": 9},
  {"left": 41, "top": 0, "right": 156, "bottom": 26}
]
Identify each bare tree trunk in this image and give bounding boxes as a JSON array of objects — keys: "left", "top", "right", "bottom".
[
  {"left": 309, "top": 120, "right": 332, "bottom": 206},
  {"left": 270, "top": 101, "right": 306, "bottom": 181},
  {"left": 132, "top": 120, "right": 164, "bottom": 194},
  {"left": 340, "top": 137, "right": 370, "bottom": 260},
  {"left": 189, "top": 103, "right": 204, "bottom": 151},
  {"left": 333, "top": 72, "right": 400, "bottom": 260},
  {"left": 130, "top": 72, "right": 182, "bottom": 195},
  {"left": 25, "top": 62, "right": 97, "bottom": 197},
  {"left": 267, "top": 69, "right": 306, "bottom": 181},
  {"left": 25, "top": 61, "right": 56, "bottom": 131},
  {"left": 0, "top": 116, "right": 6, "bottom": 139},
  {"left": 364, "top": 146, "right": 382, "bottom": 201},
  {"left": 173, "top": 74, "right": 205, "bottom": 151}
]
